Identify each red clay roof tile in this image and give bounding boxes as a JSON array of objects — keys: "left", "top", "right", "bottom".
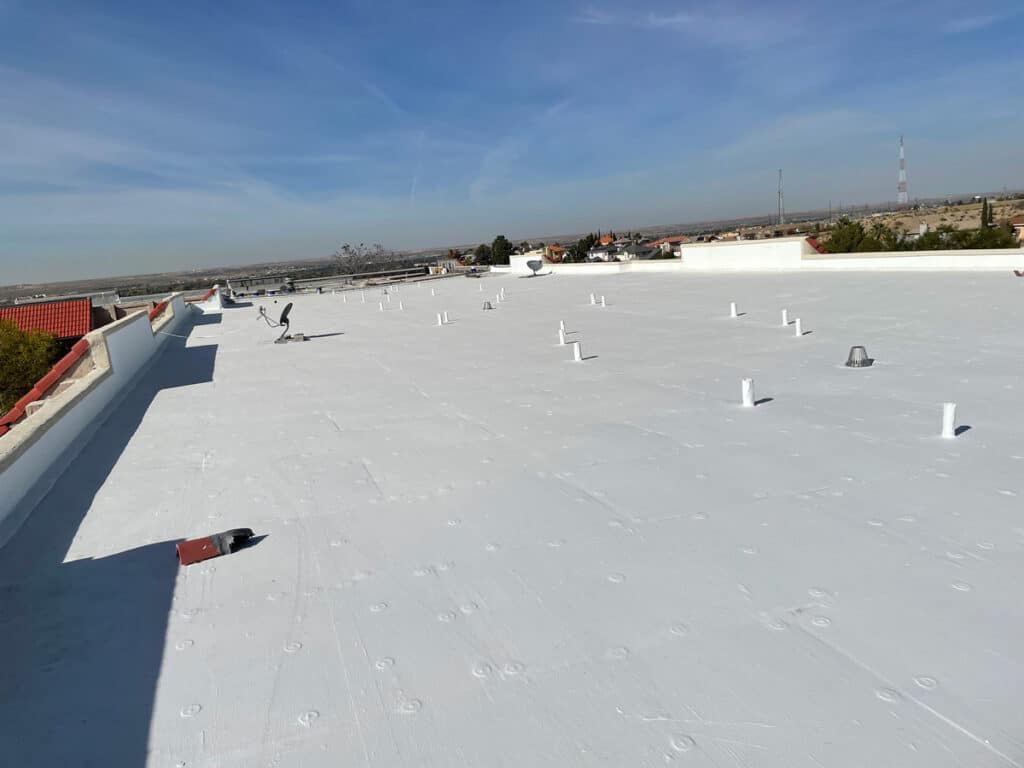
[{"left": 0, "top": 298, "right": 92, "bottom": 340}]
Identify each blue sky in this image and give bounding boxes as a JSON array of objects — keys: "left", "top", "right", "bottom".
[{"left": 1, "top": 0, "right": 1022, "bottom": 282}]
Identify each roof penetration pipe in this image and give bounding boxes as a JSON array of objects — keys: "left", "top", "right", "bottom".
[
  {"left": 941, "top": 402, "right": 957, "bottom": 439},
  {"left": 741, "top": 378, "right": 755, "bottom": 407}
]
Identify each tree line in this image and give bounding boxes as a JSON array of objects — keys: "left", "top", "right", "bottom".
[
  {"left": 461, "top": 235, "right": 513, "bottom": 266},
  {"left": 823, "top": 216, "right": 1017, "bottom": 253}
]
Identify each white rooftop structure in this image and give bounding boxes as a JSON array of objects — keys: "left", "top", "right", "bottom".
[{"left": 2, "top": 272, "right": 1023, "bottom": 766}]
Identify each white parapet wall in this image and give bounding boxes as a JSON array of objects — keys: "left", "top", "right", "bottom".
[
  {"left": 505, "top": 239, "right": 1024, "bottom": 274},
  {"left": 0, "top": 293, "right": 192, "bottom": 548},
  {"left": 800, "top": 249, "right": 1024, "bottom": 270},
  {"left": 679, "top": 237, "right": 814, "bottom": 270},
  {"left": 507, "top": 253, "right": 683, "bottom": 275}
]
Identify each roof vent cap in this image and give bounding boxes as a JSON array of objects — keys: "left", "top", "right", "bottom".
[{"left": 845, "top": 345, "right": 873, "bottom": 367}]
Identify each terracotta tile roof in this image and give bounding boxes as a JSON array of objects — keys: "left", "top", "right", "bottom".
[
  {"left": 598, "top": 235, "right": 614, "bottom": 245},
  {"left": 0, "top": 298, "right": 92, "bottom": 340},
  {"left": 650, "top": 235, "right": 690, "bottom": 247}
]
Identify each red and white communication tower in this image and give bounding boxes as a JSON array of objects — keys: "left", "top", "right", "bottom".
[{"left": 897, "top": 135, "right": 908, "bottom": 205}]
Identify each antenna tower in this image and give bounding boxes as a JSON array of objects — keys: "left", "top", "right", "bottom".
[
  {"left": 897, "top": 136, "right": 908, "bottom": 205},
  {"left": 777, "top": 169, "right": 785, "bottom": 225}
]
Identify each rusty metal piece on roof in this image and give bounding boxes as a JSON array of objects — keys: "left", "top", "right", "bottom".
[{"left": 177, "top": 528, "right": 256, "bottom": 565}]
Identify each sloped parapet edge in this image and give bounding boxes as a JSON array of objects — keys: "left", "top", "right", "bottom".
[
  {"left": 0, "top": 291, "right": 194, "bottom": 549},
  {"left": 185, "top": 284, "right": 223, "bottom": 314}
]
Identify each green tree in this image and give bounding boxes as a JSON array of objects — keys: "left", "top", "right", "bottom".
[
  {"left": 857, "top": 221, "right": 903, "bottom": 252},
  {"left": 822, "top": 217, "right": 866, "bottom": 252},
  {"left": 980, "top": 199, "right": 989, "bottom": 228},
  {"left": 491, "top": 235, "right": 513, "bottom": 265},
  {"left": 0, "top": 320, "right": 60, "bottom": 415},
  {"left": 565, "top": 232, "right": 598, "bottom": 262},
  {"left": 473, "top": 243, "right": 492, "bottom": 265}
]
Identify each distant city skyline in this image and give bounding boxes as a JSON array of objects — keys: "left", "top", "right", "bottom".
[{"left": 1, "top": 0, "right": 1022, "bottom": 282}]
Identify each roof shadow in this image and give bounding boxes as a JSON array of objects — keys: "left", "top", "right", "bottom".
[{"left": 0, "top": 322, "right": 217, "bottom": 765}]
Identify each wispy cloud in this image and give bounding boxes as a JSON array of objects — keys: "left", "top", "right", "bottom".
[
  {"left": 640, "top": 11, "right": 697, "bottom": 29},
  {"left": 469, "top": 137, "right": 528, "bottom": 201},
  {"left": 577, "top": 7, "right": 615, "bottom": 25},
  {"left": 242, "top": 153, "right": 358, "bottom": 167},
  {"left": 943, "top": 13, "right": 1008, "bottom": 34},
  {"left": 0, "top": 117, "right": 227, "bottom": 192},
  {"left": 467, "top": 100, "right": 571, "bottom": 201},
  {"left": 246, "top": 29, "right": 409, "bottom": 120},
  {"left": 575, "top": 4, "right": 809, "bottom": 47},
  {"left": 714, "top": 109, "right": 881, "bottom": 160}
]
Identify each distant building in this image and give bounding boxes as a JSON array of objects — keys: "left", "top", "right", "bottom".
[
  {"left": 618, "top": 244, "right": 658, "bottom": 261},
  {"left": 586, "top": 246, "right": 618, "bottom": 262},
  {"left": 13, "top": 289, "right": 119, "bottom": 306},
  {"left": 544, "top": 245, "right": 566, "bottom": 262},
  {"left": 649, "top": 235, "right": 690, "bottom": 255},
  {"left": 1011, "top": 216, "right": 1024, "bottom": 243}
]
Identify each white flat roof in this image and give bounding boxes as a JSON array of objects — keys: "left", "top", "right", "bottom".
[{"left": 4, "top": 272, "right": 1024, "bottom": 766}]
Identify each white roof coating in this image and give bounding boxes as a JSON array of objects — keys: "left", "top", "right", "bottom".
[{"left": 3, "top": 272, "right": 1024, "bottom": 766}]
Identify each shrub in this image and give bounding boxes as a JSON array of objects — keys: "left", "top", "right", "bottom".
[{"left": 0, "top": 320, "right": 60, "bottom": 415}]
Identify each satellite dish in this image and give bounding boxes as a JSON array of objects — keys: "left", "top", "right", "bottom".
[
  {"left": 275, "top": 302, "right": 294, "bottom": 343},
  {"left": 526, "top": 259, "right": 543, "bottom": 276},
  {"left": 258, "top": 301, "right": 307, "bottom": 343}
]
